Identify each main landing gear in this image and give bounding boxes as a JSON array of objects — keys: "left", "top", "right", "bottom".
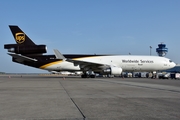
[
  {"left": 81, "top": 74, "right": 96, "bottom": 78},
  {"left": 81, "top": 71, "right": 96, "bottom": 78}
]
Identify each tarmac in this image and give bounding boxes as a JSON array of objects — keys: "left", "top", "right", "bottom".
[{"left": 0, "top": 74, "right": 180, "bottom": 120}]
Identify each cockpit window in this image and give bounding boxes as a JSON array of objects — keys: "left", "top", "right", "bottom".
[{"left": 169, "top": 60, "right": 172, "bottom": 62}]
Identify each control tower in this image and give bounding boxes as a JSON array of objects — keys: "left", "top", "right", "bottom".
[{"left": 156, "top": 43, "right": 168, "bottom": 57}]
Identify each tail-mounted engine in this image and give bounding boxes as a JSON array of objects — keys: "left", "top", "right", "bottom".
[{"left": 4, "top": 44, "right": 47, "bottom": 54}]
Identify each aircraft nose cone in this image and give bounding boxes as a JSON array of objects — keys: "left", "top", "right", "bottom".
[{"left": 172, "top": 62, "right": 176, "bottom": 68}]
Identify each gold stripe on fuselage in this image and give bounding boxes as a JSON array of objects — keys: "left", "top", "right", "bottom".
[{"left": 39, "top": 60, "right": 63, "bottom": 69}]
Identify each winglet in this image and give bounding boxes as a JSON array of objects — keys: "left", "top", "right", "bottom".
[{"left": 53, "top": 49, "right": 66, "bottom": 60}]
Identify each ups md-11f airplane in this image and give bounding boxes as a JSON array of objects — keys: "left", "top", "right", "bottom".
[{"left": 4, "top": 25, "right": 176, "bottom": 78}]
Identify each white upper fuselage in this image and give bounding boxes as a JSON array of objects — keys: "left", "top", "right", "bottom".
[{"left": 40, "top": 55, "right": 176, "bottom": 72}]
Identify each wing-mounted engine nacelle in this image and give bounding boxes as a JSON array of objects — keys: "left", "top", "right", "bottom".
[
  {"left": 4, "top": 44, "right": 47, "bottom": 54},
  {"left": 104, "top": 66, "right": 122, "bottom": 75}
]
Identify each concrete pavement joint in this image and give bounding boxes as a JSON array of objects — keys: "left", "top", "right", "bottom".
[{"left": 58, "top": 80, "right": 86, "bottom": 120}]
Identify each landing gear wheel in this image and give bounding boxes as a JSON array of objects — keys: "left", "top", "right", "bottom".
[
  {"left": 81, "top": 74, "right": 88, "bottom": 78},
  {"left": 90, "top": 75, "right": 95, "bottom": 78},
  {"left": 81, "top": 74, "right": 86, "bottom": 78}
]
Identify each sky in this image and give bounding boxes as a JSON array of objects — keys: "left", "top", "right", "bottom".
[{"left": 0, "top": 0, "right": 180, "bottom": 73}]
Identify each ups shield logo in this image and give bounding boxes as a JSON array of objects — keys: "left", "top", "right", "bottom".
[{"left": 15, "top": 32, "right": 25, "bottom": 44}]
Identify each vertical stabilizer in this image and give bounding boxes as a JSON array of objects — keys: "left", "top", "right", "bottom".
[
  {"left": 9, "top": 25, "right": 36, "bottom": 45},
  {"left": 4, "top": 25, "right": 47, "bottom": 55}
]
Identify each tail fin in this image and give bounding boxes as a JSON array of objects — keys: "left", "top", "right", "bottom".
[{"left": 9, "top": 25, "right": 36, "bottom": 45}]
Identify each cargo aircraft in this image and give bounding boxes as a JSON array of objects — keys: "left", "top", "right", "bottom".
[{"left": 4, "top": 25, "right": 176, "bottom": 78}]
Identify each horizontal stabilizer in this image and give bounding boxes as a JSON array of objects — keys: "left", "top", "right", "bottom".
[{"left": 8, "top": 53, "right": 37, "bottom": 62}]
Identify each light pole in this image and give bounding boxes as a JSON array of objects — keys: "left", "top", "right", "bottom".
[{"left": 150, "top": 46, "right": 152, "bottom": 55}]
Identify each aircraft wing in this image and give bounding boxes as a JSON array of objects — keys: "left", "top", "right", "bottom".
[
  {"left": 53, "top": 49, "right": 110, "bottom": 70},
  {"left": 8, "top": 53, "right": 37, "bottom": 63},
  {"left": 67, "top": 58, "right": 110, "bottom": 70}
]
